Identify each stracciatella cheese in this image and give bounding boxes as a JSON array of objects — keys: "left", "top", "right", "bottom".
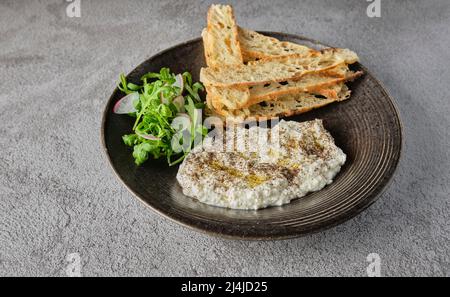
[{"left": 176, "top": 120, "right": 346, "bottom": 210}]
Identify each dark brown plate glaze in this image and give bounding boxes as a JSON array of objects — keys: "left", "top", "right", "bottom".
[{"left": 101, "top": 32, "right": 403, "bottom": 240}]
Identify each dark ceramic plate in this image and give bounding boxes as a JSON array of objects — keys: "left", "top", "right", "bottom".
[{"left": 101, "top": 32, "right": 402, "bottom": 240}]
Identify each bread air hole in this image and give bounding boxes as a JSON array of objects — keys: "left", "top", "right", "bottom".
[{"left": 314, "top": 94, "right": 327, "bottom": 99}]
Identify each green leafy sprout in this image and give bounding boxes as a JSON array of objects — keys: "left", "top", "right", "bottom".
[{"left": 118, "top": 68, "right": 207, "bottom": 166}]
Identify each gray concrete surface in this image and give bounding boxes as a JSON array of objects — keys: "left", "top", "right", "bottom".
[{"left": 0, "top": 0, "right": 449, "bottom": 277}]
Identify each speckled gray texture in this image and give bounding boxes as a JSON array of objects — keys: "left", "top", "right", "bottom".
[{"left": 0, "top": 0, "right": 449, "bottom": 277}]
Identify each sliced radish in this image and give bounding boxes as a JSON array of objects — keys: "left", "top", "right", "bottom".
[
  {"left": 173, "top": 96, "right": 185, "bottom": 112},
  {"left": 136, "top": 131, "right": 161, "bottom": 141},
  {"left": 113, "top": 92, "right": 139, "bottom": 114},
  {"left": 173, "top": 74, "right": 184, "bottom": 92}
]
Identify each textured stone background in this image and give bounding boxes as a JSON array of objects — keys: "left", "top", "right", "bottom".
[{"left": 0, "top": 0, "right": 449, "bottom": 277}]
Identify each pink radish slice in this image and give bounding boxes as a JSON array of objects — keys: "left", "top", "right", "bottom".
[
  {"left": 136, "top": 131, "right": 160, "bottom": 141},
  {"left": 173, "top": 96, "right": 185, "bottom": 112},
  {"left": 173, "top": 74, "right": 184, "bottom": 92},
  {"left": 113, "top": 92, "right": 139, "bottom": 114}
]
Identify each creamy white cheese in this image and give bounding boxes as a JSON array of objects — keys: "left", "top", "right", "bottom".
[{"left": 176, "top": 120, "right": 346, "bottom": 210}]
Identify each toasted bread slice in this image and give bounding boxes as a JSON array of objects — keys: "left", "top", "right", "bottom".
[
  {"left": 202, "top": 4, "right": 243, "bottom": 68},
  {"left": 207, "top": 85, "right": 251, "bottom": 111},
  {"left": 202, "top": 4, "right": 244, "bottom": 110},
  {"left": 209, "top": 84, "right": 350, "bottom": 123},
  {"left": 208, "top": 64, "right": 362, "bottom": 110},
  {"left": 244, "top": 85, "right": 350, "bottom": 120},
  {"left": 242, "top": 68, "right": 363, "bottom": 107},
  {"left": 206, "top": 25, "right": 317, "bottom": 110},
  {"left": 238, "top": 27, "right": 318, "bottom": 61},
  {"left": 200, "top": 48, "right": 359, "bottom": 87}
]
